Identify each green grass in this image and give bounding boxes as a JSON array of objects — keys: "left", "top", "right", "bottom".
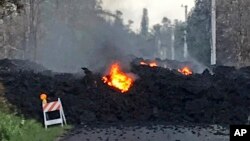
[
  {"left": 0, "top": 82, "right": 72, "bottom": 141},
  {"left": 0, "top": 112, "right": 71, "bottom": 141}
]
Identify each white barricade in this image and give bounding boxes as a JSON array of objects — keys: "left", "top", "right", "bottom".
[{"left": 42, "top": 98, "right": 66, "bottom": 129}]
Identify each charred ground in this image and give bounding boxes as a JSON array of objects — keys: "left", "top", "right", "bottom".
[{"left": 0, "top": 59, "right": 250, "bottom": 125}]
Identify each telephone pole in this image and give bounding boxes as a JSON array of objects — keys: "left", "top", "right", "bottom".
[
  {"left": 182, "top": 5, "right": 188, "bottom": 59},
  {"left": 171, "top": 25, "right": 175, "bottom": 60},
  {"left": 211, "top": 0, "right": 216, "bottom": 65}
]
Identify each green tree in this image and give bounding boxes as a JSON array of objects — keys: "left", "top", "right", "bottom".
[
  {"left": 216, "top": 0, "right": 250, "bottom": 66},
  {"left": 186, "top": 0, "right": 211, "bottom": 65}
]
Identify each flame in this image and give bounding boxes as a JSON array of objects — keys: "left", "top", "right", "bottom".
[
  {"left": 178, "top": 66, "right": 193, "bottom": 76},
  {"left": 140, "top": 61, "right": 158, "bottom": 67},
  {"left": 102, "top": 63, "right": 134, "bottom": 93}
]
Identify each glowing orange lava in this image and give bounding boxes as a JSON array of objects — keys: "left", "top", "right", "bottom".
[
  {"left": 178, "top": 66, "right": 193, "bottom": 76},
  {"left": 140, "top": 61, "right": 158, "bottom": 67},
  {"left": 102, "top": 63, "right": 134, "bottom": 93},
  {"left": 140, "top": 61, "right": 148, "bottom": 66},
  {"left": 149, "top": 62, "right": 157, "bottom": 67}
]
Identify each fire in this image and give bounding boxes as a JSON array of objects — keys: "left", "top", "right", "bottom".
[
  {"left": 178, "top": 66, "right": 193, "bottom": 76},
  {"left": 102, "top": 63, "right": 134, "bottom": 93},
  {"left": 140, "top": 61, "right": 158, "bottom": 67}
]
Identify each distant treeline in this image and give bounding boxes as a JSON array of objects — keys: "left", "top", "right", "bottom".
[
  {"left": 1, "top": 0, "right": 249, "bottom": 71},
  {"left": 187, "top": 0, "right": 250, "bottom": 67}
]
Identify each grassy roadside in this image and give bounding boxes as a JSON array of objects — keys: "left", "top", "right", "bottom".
[
  {"left": 0, "top": 83, "right": 71, "bottom": 141},
  {"left": 0, "top": 112, "right": 71, "bottom": 141}
]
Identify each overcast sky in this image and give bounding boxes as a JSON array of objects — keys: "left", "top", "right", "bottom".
[{"left": 102, "top": 0, "right": 195, "bottom": 31}]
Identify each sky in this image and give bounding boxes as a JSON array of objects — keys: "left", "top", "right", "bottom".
[{"left": 102, "top": 0, "right": 195, "bottom": 31}]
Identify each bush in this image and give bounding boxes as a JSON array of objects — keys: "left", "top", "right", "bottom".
[
  {"left": 0, "top": 112, "right": 70, "bottom": 141},
  {"left": 0, "top": 113, "right": 23, "bottom": 141}
]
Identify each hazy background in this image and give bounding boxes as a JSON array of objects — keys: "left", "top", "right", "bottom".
[
  {"left": 2, "top": 0, "right": 250, "bottom": 73},
  {"left": 36, "top": 0, "right": 196, "bottom": 73},
  {"left": 0, "top": 0, "right": 197, "bottom": 73},
  {"left": 102, "top": 0, "right": 195, "bottom": 31}
]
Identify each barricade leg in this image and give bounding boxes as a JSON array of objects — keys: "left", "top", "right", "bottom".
[
  {"left": 60, "top": 109, "right": 63, "bottom": 127},
  {"left": 248, "top": 115, "right": 250, "bottom": 125},
  {"left": 59, "top": 98, "right": 67, "bottom": 125},
  {"left": 43, "top": 111, "right": 47, "bottom": 129}
]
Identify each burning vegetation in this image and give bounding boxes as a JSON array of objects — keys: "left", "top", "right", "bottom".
[
  {"left": 178, "top": 66, "right": 193, "bottom": 76},
  {"left": 102, "top": 63, "right": 134, "bottom": 93}
]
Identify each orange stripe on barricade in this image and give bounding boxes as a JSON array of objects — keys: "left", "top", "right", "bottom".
[
  {"left": 43, "top": 101, "right": 61, "bottom": 112},
  {"left": 51, "top": 102, "right": 60, "bottom": 111},
  {"left": 43, "top": 103, "right": 50, "bottom": 111},
  {"left": 43, "top": 102, "right": 52, "bottom": 111},
  {"left": 48, "top": 101, "right": 58, "bottom": 112},
  {"left": 56, "top": 104, "right": 61, "bottom": 110}
]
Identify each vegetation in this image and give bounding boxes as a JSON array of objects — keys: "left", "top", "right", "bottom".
[
  {"left": 187, "top": 0, "right": 250, "bottom": 66},
  {"left": 1, "top": 0, "right": 250, "bottom": 68},
  {"left": 0, "top": 83, "right": 71, "bottom": 141},
  {"left": 187, "top": 0, "right": 211, "bottom": 65},
  {"left": 0, "top": 0, "right": 186, "bottom": 72},
  {"left": 140, "top": 8, "right": 149, "bottom": 38},
  {"left": 0, "top": 112, "right": 70, "bottom": 141}
]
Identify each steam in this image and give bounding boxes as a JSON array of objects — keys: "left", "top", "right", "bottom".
[
  {"left": 35, "top": 0, "right": 199, "bottom": 73},
  {"left": 36, "top": 0, "right": 144, "bottom": 73},
  {"left": 102, "top": 0, "right": 195, "bottom": 30}
]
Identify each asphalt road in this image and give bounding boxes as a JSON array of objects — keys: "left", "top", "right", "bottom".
[{"left": 61, "top": 124, "right": 229, "bottom": 141}]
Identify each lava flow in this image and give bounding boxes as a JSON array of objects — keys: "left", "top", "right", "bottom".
[
  {"left": 102, "top": 63, "right": 134, "bottom": 93},
  {"left": 178, "top": 66, "right": 193, "bottom": 76},
  {"left": 140, "top": 61, "right": 158, "bottom": 67}
]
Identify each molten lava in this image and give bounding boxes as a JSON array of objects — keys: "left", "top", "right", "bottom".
[
  {"left": 178, "top": 66, "right": 193, "bottom": 76},
  {"left": 149, "top": 62, "right": 157, "bottom": 67},
  {"left": 140, "top": 61, "right": 158, "bottom": 67},
  {"left": 102, "top": 63, "right": 134, "bottom": 93},
  {"left": 140, "top": 61, "right": 148, "bottom": 66}
]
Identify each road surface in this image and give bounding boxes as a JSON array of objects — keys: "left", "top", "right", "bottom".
[{"left": 60, "top": 124, "right": 229, "bottom": 141}]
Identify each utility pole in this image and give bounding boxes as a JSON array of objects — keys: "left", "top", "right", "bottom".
[
  {"left": 211, "top": 0, "right": 216, "bottom": 65},
  {"left": 171, "top": 25, "right": 175, "bottom": 60},
  {"left": 157, "top": 39, "right": 162, "bottom": 59},
  {"left": 182, "top": 5, "right": 188, "bottom": 59}
]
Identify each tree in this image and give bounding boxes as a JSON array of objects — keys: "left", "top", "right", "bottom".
[
  {"left": 162, "top": 17, "right": 171, "bottom": 27},
  {"left": 0, "top": 0, "right": 158, "bottom": 71},
  {"left": 0, "top": 0, "right": 24, "bottom": 59},
  {"left": 151, "top": 17, "right": 179, "bottom": 60},
  {"left": 140, "top": 8, "right": 149, "bottom": 38},
  {"left": 126, "top": 19, "right": 134, "bottom": 32},
  {"left": 186, "top": 0, "right": 211, "bottom": 65},
  {"left": 160, "top": 17, "right": 172, "bottom": 59},
  {"left": 216, "top": 0, "right": 250, "bottom": 66},
  {"left": 114, "top": 10, "right": 123, "bottom": 28},
  {"left": 27, "top": 0, "right": 45, "bottom": 61},
  {"left": 187, "top": 0, "right": 250, "bottom": 66},
  {"left": 152, "top": 24, "right": 161, "bottom": 35},
  {"left": 174, "top": 20, "right": 185, "bottom": 61}
]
